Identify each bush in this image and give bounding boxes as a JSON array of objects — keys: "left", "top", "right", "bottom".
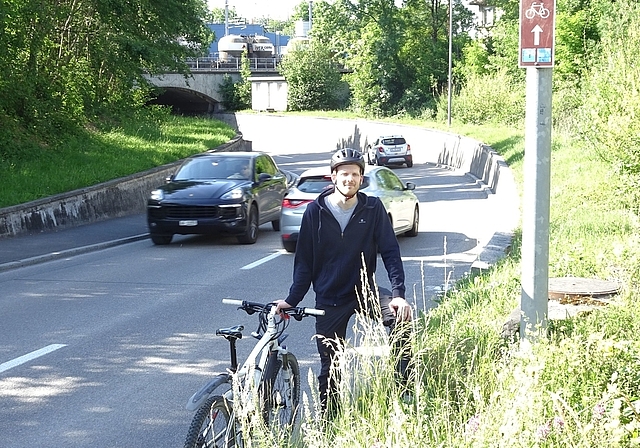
[
  {"left": 438, "top": 70, "right": 524, "bottom": 125},
  {"left": 575, "top": 1, "right": 640, "bottom": 211}
]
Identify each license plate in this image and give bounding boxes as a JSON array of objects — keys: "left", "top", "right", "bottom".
[
  {"left": 390, "top": 147, "right": 401, "bottom": 152},
  {"left": 179, "top": 220, "right": 198, "bottom": 226}
]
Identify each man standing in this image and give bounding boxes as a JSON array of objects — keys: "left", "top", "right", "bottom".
[{"left": 275, "top": 148, "right": 412, "bottom": 415}]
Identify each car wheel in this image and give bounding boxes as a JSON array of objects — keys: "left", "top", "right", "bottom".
[
  {"left": 238, "top": 205, "right": 259, "bottom": 244},
  {"left": 406, "top": 160, "right": 414, "bottom": 168},
  {"left": 150, "top": 233, "right": 173, "bottom": 245},
  {"left": 282, "top": 240, "right": 296, "bottom": 253},
  {"left": 404, "top": 206, "right": 419, "bottom": 237},
  {"left": 375, "top": 156, "right": 382, "bottom": 166},
  {"left": 272, "top": 219, "right": 281, "bottom": 231}
]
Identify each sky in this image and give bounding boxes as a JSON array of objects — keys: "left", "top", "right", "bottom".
[{"left": 207, "top": 0, "right": 305, "bottom": 21}]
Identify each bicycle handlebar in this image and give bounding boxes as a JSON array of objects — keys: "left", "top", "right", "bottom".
[{"left": 222, "top": 298, "right": 325, "bottom": 317}]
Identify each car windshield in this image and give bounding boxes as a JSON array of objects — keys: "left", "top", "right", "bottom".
[
  {"left": 297, "top": 176, "right": 332, "bottom": 193},
  {"left": 381, "top": 137, "right": 406, "bottom": 146},
  {"left": 174, "top": 157, "right": 251, "bottom": 180}
]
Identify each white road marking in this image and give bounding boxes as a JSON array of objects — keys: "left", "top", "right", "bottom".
[
  {"left": 0, "top": 344, "right": 67, "bottom": 374},
  {"left": 241, "top": 250, "right": 286, "bottom": 270}
]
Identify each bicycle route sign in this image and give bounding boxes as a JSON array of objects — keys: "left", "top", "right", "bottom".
[{"left": 519, "top": 0, "right": 556, "bottom": 68}]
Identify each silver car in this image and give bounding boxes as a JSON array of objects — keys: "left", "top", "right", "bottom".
[
  {"left": 280, "top": 165, "right": 420, "bottom": 252},
  {"left": 366, "top": 135, "right": 413, "bottom": 167}
]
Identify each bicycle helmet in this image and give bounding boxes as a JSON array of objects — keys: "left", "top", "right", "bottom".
[{"left": 330, "top": 148, "right": 365, "bottom": 174}]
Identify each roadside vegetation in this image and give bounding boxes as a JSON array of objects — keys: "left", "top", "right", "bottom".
[
  {"left": 0, "top": 108, "right": 236, "bottom": 208},
  {"left": 2, "top": 0, "right": 640, "bottom": 446}
]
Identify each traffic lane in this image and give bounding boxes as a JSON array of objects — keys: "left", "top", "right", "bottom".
[
  {"left": 0, "top": 235, "right": 317, "bottom": 448},
  {"left": 0, "top": 224, "right": 285, "bottom": 286},
  {"left": 0, "top": 227, "right": 295, "bottom": 379}
]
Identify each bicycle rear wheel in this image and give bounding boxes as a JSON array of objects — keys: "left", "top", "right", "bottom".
[
  {"left": 184, "top": 395, "right": 239, "bottom": 448},
  {"left": 261, "top": 352, "right": 301, "bottom": 428}
]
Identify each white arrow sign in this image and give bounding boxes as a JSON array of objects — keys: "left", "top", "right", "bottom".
[{"left": 532, "top": 24, "right": 543, "bottom": 46}]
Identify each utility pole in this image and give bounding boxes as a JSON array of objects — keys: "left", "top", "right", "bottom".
[
  {"left": 447, "top": 0, "right": 453, "bottom": 127},
  {"left": 518, "top": 0, "right": 556, "bottom": 340},
  {"left": 224, "top": 0, "right": 229, "bottom": 36}
]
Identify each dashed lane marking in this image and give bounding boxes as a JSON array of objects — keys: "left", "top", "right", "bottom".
[
  {"left": 0, "top": 344, "right": 67, "bottom": 374},
  {"left": 241, "top": 250, "right": 286, "bottom": 270}
]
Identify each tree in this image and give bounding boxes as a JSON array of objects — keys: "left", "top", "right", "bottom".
[
  {"left": 279, "top": 42, "right": 344, "bottom": 111},
  {"left": 0, "top": 0, "right": 213, "bottom": 140},
  {"left": 206, "top": 6, "right": 240, "bottom": 23},
  {"left": 217, "top": 52, "right": 251, "bottom": 111}
]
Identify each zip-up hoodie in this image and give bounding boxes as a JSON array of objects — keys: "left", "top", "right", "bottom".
[{"left": 285, "top": 188, "right": 406, "bottom": 308}]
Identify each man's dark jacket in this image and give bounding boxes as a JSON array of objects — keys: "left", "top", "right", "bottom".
[{"left": 285, "top": 188, "right": 406, "bottom": 308}]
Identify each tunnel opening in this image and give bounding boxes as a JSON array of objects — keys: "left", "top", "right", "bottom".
[{"left": 148, "top": 87, "right": 220, "bottom": 116}]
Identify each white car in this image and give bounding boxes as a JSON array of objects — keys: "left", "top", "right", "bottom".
[
  {"left": 366, "top": 135, "right": 413, "bottom": 167},
  {"left": 280, "top": 165, "right": 419, "bottom": 252}
]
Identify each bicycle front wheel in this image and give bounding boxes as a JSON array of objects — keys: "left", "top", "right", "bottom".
[
  {"left": 261, "top": 352, "right": 301, "bottom": 428},
  {"left": 184, "top": 395, "right": 239, "bottom": 448}
]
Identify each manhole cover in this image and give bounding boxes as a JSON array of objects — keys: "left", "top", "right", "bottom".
[{"left": 548, "top": 277, "right": 621, "bottom": 305}]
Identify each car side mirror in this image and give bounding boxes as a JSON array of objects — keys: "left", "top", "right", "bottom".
[
  {"left": 258, "top": 173, "right": 272, "bottom": 183},
  {"left": 405, "top": 182, "right": 416, "bottom": 191},
  {"left": 165, "top": 175, "right": 174, "bottom": 183}
]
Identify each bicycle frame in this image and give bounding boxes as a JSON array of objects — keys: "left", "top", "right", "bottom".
[{"left": 184, "top": 299, "right": 324, "bottom": 448}]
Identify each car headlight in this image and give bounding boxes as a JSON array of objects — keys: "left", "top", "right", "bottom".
[
  {"left": 221, "top": 187, "right": 244, "bottom": 200},
  {"left": 150, "top": 189, "right": 164, "bottom": 201}
]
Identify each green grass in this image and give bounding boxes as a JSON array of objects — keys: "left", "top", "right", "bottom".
[
  {"left": 0, "top": 112, "right": 236, "bottom": 208},
  {"left": 3, "top": 110, "right": 640, "bottom": 446}
]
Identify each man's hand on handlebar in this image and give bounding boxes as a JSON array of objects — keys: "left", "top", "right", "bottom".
[{"left": 274, "top": 299, "right": 293, "bottom": 316}]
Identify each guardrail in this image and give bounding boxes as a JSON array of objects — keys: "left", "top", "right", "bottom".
[{"left": 185, "top": 56, "right": 279, "bottom": 72}]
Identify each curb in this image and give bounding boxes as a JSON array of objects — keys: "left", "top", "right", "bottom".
[{"left": 0, "top": 234, "right": 149, "bottom": 273}]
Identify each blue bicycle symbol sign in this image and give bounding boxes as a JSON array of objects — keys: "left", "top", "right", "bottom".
[{"left": 525, "top": 2, "right": 550, "bottom": 19}]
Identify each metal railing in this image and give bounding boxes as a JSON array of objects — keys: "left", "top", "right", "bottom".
[{"left": 185, "top": 55, "right": 280, "bottom": 72}]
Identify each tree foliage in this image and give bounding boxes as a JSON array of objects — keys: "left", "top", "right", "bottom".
[
  {"left": 0, "top": 0, "right": 212, "bottom": 144},
  {"left": 207, "top": 6, "right": 239, "bottom": 23},
  {"left": 577, "top": 1, "right": 640, "bottom": 177},
  {"left": 217, "top": 53, "right": 251, "bottom": 111},
  {"left": 279, "top": 42, "right": 344, "bottom": 111},
  {"left": 298, "top": 0, "right": 472, "bottom": 117}
]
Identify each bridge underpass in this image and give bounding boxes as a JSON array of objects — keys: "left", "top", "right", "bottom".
[
  {"left": 148, "top": 87, "right": 216, "bottom": 115},
  {"left": 145, "top": 63, "right": 280, "bottom": 115},
  {"left": 145, "top": 72, "right": 242, "bottom": 114}
]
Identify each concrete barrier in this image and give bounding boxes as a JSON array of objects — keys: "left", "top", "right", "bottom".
[
  {"left": 0, "top": 136, "right": 248, "bottom": 238},
  {"left": 216, "top": 114, "right": 516, "bottom": 197}
]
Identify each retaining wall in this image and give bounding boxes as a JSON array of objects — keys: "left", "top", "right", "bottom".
[{"left": 0, "top": 136, "right": 248, "bottom": 238}]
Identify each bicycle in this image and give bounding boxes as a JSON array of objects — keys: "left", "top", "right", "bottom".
[
  {"left": 525, "top": 2, "right": 550, "bottom": 19},
  {"left": 183, "top": 298, "right": 325, "bottom": 448}
]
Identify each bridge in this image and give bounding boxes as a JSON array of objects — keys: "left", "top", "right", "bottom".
[{"left": 145, "top": 56, "right": 280, "bottom": 114}]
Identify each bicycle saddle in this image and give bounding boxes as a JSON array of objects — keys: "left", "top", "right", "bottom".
[{"left": 216, "top": 325, "right": 244, "bottom": 340}]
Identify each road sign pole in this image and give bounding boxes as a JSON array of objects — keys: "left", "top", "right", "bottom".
[{"left": 520, "top": 66, "right": 552, "bottom": 340}]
